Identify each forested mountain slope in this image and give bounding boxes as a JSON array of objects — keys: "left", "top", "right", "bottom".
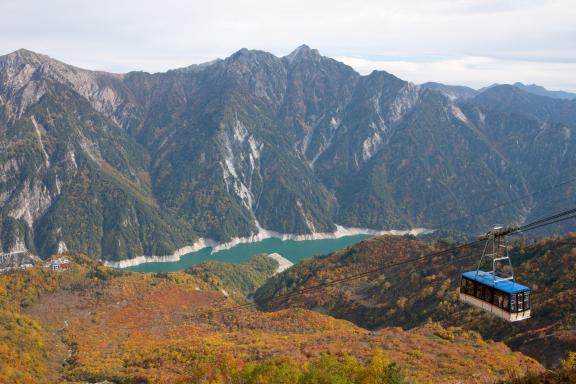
[
  {"left": 1, "top": 47, "right": 575, "bottom": 261},
  {"left": 185, "top": 253, "right": 278, "bottom": 296},
  {"left": 474, "top": 85, "right": 576, "bottom": 127},
  {"left": 255, "top": 233, "right": 576, "bottom": 367},
  {"left": 0, "top": 254, "right": 541, "bottom": 383}
]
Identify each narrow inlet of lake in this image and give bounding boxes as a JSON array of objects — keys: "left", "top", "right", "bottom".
[{"left": 125, "top": 234, "right": 371, "bottom": 272}]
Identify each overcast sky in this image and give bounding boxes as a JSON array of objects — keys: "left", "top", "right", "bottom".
[{"left": 1, "top": 0, "right": 575, "bottom": 91}]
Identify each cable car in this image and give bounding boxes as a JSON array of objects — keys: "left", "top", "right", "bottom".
[{"left": 459, "top": 225, "right": 531, "bottom": 322}]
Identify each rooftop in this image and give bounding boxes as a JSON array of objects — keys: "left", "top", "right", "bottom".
[{"left": 462, "top": 271, "right": 531, "bottom": 294}]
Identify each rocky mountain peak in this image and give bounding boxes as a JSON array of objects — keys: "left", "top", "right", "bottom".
[
  {"left": 217, "top": 48, "right": 287, "bottom": 105},
  {"left": 0, "top": 48, "right": 124, "bottom": 82},
  {"left": 475, "top": 84, "right": 539, "bottom": 104},
  {"left": 1, "top": 48, "right": 49, "bottom": 65},
  {"left": 227, "top": 48, "right": 277, "bottom": 63},
  {"left": 0, "top": 48, "right": 128, "bottom": 124},
  {"left": 283, "top": 44, "right": 322, "bottom": 64},
  {"left": 2, "top": 49, "right": 77, "bottom": 81},
  {"left": 0, "top": 49, "right": 57, "bottom": 85},
  {"left": 173, "top": 58, "right": 222, "bottom": 74},
  {"left": 363, "top": 69, "right": 406, "bottom": 87},
  {"left": 223, "top": 48, "right": 284, "bottom": 74}
]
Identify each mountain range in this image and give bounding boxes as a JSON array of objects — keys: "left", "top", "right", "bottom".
[
  {"left": 508, "top": 82, "right": 576, "bottom": 100},
  {"left": 1, "top": 45, "right": 575, "bottom": 261},
  {"left": 421, "top": 81, "right": 576, "bottom": 101}
]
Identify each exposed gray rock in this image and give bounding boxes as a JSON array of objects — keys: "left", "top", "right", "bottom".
[{"left": 0, "top": 46, "right": 574, "bottom": 261}]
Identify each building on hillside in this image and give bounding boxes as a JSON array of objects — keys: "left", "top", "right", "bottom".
[{"left": 44, "top": 256, "right": 71, "bottom": 271}]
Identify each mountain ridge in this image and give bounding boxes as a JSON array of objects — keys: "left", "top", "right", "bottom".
[{"left": 1, "top": 46, "right": 575, "bottom": 261}]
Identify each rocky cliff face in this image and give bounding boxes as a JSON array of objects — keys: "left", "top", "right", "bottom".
[{"left": 0, "top": 46, "right": 574, "bottom": 260}]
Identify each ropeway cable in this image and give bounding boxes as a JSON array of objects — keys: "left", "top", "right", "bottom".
[{"left": 203, "top": 207, "right": 576, "bottom": 317}]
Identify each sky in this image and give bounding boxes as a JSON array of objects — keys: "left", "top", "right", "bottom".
[{"left": 1, "top": 0, "right": 575, "bottom": 91}]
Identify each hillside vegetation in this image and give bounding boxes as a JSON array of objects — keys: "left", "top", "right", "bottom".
[
  {"left": 254, "top": 233, "right": 576, "bottom": 367},
  {"left": 501, "top": 353, "right": 576, "bottom": 383},
  {"left": 0, "top": 254, "right": 541, "bottom": 383},
  {"left": 185, "top": 253, "right": 278, "bottom": 296}
]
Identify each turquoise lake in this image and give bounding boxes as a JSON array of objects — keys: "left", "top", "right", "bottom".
[{"left": 125, "top": 235, "right": 371, "bottom": 272}]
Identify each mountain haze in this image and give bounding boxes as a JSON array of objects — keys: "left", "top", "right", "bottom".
[
  {"left": 511, "top": 82, "right": 576, "bottom": 100},
  {"left": 420, "top": 82, "right": 479, "bottom": 100}
]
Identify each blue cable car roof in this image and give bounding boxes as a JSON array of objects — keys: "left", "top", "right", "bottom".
[{"left": 462, "top": 271, "right": 531, "bottom": 294}]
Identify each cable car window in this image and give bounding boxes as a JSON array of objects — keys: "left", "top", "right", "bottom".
[
  {"left": 465, "top": 280, "right": 474, "bottom": 295},
  {"left": 461, "top": 279, "right": 473, "bottom": 295},
  {"left": 511, "top": 294, "right": 516, "bottom": 312},
  {"left": 483, "top": 286, "right": 492, "bottom": 302},
  {"left": 503, "top": 295, "right": 509, "bottom": 312},
  {"left": 493, "top": 290, "right": 504, "bottom": 308},
  {"left": 475, "top": 284, "right": 483, "bottom": 299},
  {"left": 524, "top": 292, "right": 530, "bottom": 310},
  {"left": 517, "top": 292, "right": 524, "bottom": 312}
]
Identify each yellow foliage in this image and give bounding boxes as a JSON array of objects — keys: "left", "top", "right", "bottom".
[{"left": 562, "top": 352, "right": 576, "bottom": 370}]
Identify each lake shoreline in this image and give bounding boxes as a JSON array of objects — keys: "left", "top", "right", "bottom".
[
  {"left": 267, "top": 252, "right": 294, "bottom": 274},
  {"left": 102, "top": 225, "right": 431, "bottom": 269}
]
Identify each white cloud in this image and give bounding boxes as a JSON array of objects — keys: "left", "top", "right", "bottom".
[
  {"left": 337, "top": 56, "right": 576, "bottom": 92},
  {"left": 0, "top": 0, "right": 574, "bottom": 91}
]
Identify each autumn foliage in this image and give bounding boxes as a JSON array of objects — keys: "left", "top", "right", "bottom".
[
  {"left": 0, "top": 250, "right": 546, "bottom": 383},
  {"left": 255, "top": 233, "right": 576, "bottom": 368}
]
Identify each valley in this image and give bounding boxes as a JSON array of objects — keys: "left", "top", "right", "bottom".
[
  {"left": 2, "top": 0, "right": 576, "bottom": 382},
  {"left": 1, "top": 44, "right": 575, "bottom": 383},
  {"left": 122, "top": 234, "right": 371, "bottom": 272}
]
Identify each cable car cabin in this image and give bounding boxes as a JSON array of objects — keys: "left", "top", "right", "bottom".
[{"left": 459, "top": 271, "right": 531, "bottom": 322}]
